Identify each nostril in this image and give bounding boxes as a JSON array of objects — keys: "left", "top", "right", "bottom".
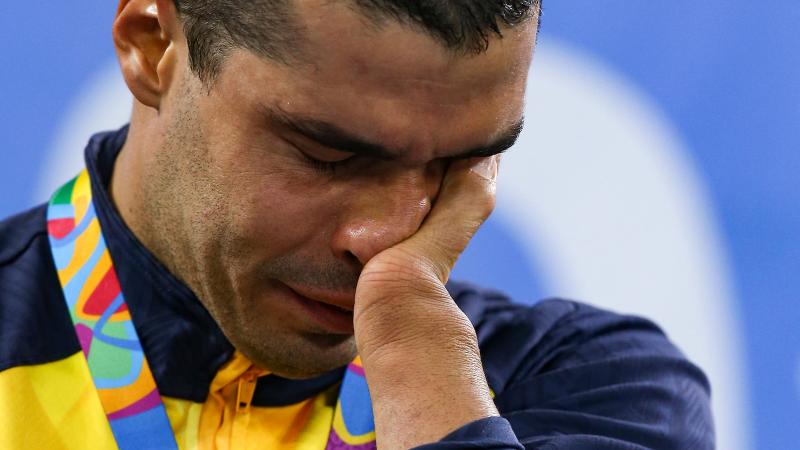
[{"left": 344, "top": 250, "right": 362, "bottom": 268}]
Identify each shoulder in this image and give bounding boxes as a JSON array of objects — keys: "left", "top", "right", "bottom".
[
  {"left": 0, "top": 204, "right": 48, "bottom": 263},
  {"left": 0, "top": 205, "right": 79, "bottom": 372},
  {"left": 448, "top": 281, "right": 702, "bottom": 390},
  {"left": 448, "top": 280, "right": 714, "bottom": 449}
]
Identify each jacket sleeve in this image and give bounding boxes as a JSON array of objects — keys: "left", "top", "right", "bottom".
[{"left": 413, "top": 299, "right": 714, "bottom": 449}]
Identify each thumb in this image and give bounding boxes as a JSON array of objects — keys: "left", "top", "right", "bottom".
[{"left": 397, "top": 155, "right": 500, "bottom": 284}]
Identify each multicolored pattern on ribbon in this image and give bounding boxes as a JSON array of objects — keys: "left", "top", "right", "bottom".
[
  {"left": 48, "top": 169, "right": 379, "bottom": 449},
  {"left": 47, "top": 170, "right": 178, "bottom": 450},
  {"left": 327, "top": 357, "right": 377, "bottom": 449}
]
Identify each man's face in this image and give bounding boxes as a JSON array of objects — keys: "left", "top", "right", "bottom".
[{"left": 150, "top": 1, "right": 535, "bottom": 378}]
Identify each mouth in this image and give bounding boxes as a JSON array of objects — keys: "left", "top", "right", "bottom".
[{"left": 279, "top": 282, "right": 355, "bottom": 335}]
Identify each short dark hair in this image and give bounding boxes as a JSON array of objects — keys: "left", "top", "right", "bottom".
[{"left": 173, "top": 0, "right": 542, "bottom": 83}]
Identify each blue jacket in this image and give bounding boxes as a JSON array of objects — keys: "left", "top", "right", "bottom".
[{"left": 0, "top": 128, "right": 714, "bottom": 449}]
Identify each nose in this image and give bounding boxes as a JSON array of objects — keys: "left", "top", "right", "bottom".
[{"left": 331, "top": 164, "right": 442, "bottom": 267}]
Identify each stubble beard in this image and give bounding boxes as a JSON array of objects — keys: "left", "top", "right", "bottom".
[{"left": 148, "top": 78, "right": 358, "bottom": 379}]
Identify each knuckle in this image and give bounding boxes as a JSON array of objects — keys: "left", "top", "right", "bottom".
[{"left": 474, "top": 192, "right": 496, "bottom": 219}]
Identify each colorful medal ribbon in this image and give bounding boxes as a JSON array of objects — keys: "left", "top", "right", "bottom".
[
  {"left": 47, "top": 170, "right": 178, "bottom": 450},
  {"left": 326, "top": 357, "right": 376, "bottom": 449},
  {"left": 47, "top": 169, "right": 378, "bottom": 449}
]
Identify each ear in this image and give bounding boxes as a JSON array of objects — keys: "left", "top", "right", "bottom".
[{"left": 113, "top": 0, "right": 182, "bottom": 109}]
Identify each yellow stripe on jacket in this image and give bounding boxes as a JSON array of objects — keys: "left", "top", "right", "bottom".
[{"left": 2, "top": 352, "right": 339, "bottom": 450}]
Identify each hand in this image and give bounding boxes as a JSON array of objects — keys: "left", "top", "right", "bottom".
[{"left": 353, "top": 156, "right": 501, "bottom": 450}]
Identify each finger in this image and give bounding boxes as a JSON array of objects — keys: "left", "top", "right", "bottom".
[{"left": 401, "top": 155, "right": 500, "bottom": 283}]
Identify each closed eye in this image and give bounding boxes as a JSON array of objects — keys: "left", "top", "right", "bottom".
[
  {"left": 302, "top": 152, "right": 354, "bottom": 174},
  {"left": 285, "top": 137, "right": 355, "bottom": 174}
]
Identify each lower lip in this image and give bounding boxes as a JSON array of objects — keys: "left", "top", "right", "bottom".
[{"left": 282, "top": 284, "right": 355, "bottom": 335}]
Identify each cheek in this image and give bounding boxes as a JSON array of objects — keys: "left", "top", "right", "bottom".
[
  {"left": 192, "top": 100, "right": 349, "bottom": 257},
  {"left": 222, "top": 163, "right": 344, "bottom": 259}
]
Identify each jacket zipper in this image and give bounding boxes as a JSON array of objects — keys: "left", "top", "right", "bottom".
[{"left": 236, "top": 369, "right": 259, "bottom": 414}]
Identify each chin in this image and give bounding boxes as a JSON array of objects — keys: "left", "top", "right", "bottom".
[
  {"left": 206, "top": 277, "right": 358, "bottom": 377},
  {"left": 233, "top": 326, "right": 358, "bottom": 379}
]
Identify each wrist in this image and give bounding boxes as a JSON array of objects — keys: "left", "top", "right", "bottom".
[{"left": 361, "top": 324, "right": 498, "bottom": 449}]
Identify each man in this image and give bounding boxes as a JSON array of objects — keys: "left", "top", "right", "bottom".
[{"left": 0, "top": 0, "right": 713, "bottom": 448}]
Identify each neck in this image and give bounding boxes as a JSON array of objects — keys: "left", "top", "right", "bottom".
[
  {"left": 110, "top": 102, "right": 175, "bottom": 273},
  {"left": 111, "top": 105, "right": 150, "bottom": 228}
]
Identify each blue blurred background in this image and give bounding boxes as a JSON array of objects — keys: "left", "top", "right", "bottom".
[{"left": 1, "top": 3, "right": 798, "bottom": 449}]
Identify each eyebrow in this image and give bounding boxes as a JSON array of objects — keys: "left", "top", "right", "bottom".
[{"left": 265, "top": 105, "right": 524, "bottom": 161}]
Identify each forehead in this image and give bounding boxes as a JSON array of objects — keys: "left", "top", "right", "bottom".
[{"left": 217, "top": 0, "right": 536, "bottom": 160}]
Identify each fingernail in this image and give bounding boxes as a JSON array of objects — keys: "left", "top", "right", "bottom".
[{"left": 470, "top": 156, "right": 499, "bottom": 180}]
